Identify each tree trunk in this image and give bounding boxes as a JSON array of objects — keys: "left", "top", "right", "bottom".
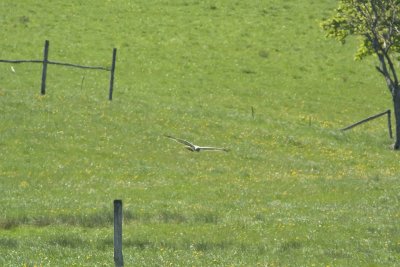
[{"left": 393, "top": 87, "right": 400, "bottom": 150}]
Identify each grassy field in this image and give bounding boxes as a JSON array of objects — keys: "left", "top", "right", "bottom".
[{"left": 1, "top": 0, "right": 400, "bottom": 266}]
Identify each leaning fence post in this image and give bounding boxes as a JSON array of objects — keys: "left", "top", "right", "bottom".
[
  {"left": 114, "top": 199, "right": 124, "bottom": 267},
  {"left": 41, "top": 40, "right": 49, "bottom": 95},
  {"left": 341, "top": 110, "right": 391, "bottom": 132},
  {"left": 109, "top": 48, "right": 117, "bottom": 101}
]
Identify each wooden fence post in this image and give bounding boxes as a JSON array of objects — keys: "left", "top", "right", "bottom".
[
  {"left": 341, "top": 110, "right": 391, "bottom": 133},
  {"left": 1, "top": 40, "right": 115, "bottom": 99},
  {"left": 109, "top": 48, "right": 117, "bottom": 101},
  {"left": 387, "top": 109, "right": 393, "bottom": 139},
  {"left": 114, "top": 200, "right": 124, "bottom": 267},
  {"left": 41, "top": 40, "right": 49, "bottom": 95}
]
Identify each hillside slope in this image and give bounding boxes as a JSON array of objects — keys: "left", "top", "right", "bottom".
[{"left": 0, "top": 0, "right": 399, "bottom": 266}]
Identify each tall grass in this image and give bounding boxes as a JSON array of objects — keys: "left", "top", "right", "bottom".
[{"left": 0, "top": 0, "right": 399, "bottom": 266}]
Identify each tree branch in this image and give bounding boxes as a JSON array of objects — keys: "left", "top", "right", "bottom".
[
  {"left": 369, "top": 1, "right": 399, "bottom": 90},
  {"left": 376, "top": 65, "right": 385, "bottom": 75}
]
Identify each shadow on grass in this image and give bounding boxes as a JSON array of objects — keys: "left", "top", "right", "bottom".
[
  {"left": 0, "top": 237, "right": 19, "bottom": 248},
  {"left": 279, "top": 240, "right": 303, "bottom": 252},
  {"left": 49, "top": 234, "right": 85, "bottom": 249},
  {"left": 98, "top": 237, "right": 240, "bottom": 252},
  {"left": 0, "top": 209, "right": 135, "bottom": 229},
  {"left": 0, "top": 209, "right": 219, "bottom": 229}
]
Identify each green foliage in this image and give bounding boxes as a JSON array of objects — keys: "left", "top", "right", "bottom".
[
  {"left": 322, "top": 0, "right": 400, "bottom": 149},
  {"left": 321, "top": 0, "right": 400, "bottom": 60},
  {"left": 0, "top": 0, "right": 400, "bottom": 266}
]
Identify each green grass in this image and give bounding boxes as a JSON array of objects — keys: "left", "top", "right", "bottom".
[{"left": 1, "top": 0, "right": 400, "bottom": 266}]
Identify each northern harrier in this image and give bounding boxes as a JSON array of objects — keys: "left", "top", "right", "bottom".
[{"left": 164, "top": 135, "right": 229, "bottom": 152}]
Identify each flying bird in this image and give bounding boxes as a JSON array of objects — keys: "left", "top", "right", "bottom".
[{"left": 164, "top": 135, "right": 229, "bottom": 152}]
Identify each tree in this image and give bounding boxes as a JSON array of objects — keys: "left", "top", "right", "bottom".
[{"left": 321, "top": 0, "right": 400, "bottom": 149}]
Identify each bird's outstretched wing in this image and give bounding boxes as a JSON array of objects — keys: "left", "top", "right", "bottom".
[
  {"left": 199, "top": 146, "right": 229, "bottom": 152},
  {"left": 164, "top": 135, "right": 196, "bottom": 150},
  {"left": 164, "top": 135, "right": 229, "bottom": 152}
]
